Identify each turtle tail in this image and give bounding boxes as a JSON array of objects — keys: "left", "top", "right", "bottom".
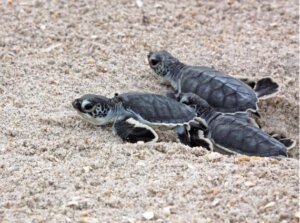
[{"left": 254, "top": 77, "right": 279, "bottom": 99}]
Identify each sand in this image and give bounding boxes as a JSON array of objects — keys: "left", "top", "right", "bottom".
[{"left": 0, "top": 0, "right": 299, "bottom": 222}]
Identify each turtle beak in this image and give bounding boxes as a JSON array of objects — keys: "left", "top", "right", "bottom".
[{"left": 72, "top": 99, "right": 82, "bottom": 111}]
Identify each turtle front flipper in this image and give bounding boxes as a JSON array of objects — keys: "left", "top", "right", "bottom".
[
  {"left": 189, "top": 128, "right": 213, "bottom": 150},
  {"left": 188, "top": 121, "right": 213, "bottom": 150},
  {"left": 176, "top": 125, "right": 190, "bottom": 145},
  {"left": 114, "top": 118, "right": 158, "bottom": 143}
]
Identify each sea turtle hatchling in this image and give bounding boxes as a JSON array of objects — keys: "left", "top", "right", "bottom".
[
  {"left": 148, "top": 50, "right": 279, "bottom": 114},
  {"left": 72, "top": 92, "right": 199, "bottom": 144},
  {"left": 175, "top": 92, "right": 295, "bottom": 157}
]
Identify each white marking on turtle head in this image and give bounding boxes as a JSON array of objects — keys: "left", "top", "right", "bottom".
[
  {"left": 76, "top": 109, "right": 114, "bottom": 126},
  {"left": 73, "top": 96, "right": 115, "bottom": 126}
]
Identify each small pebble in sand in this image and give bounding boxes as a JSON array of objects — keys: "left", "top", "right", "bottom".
[
  {"left": 48, "top": 78, "right": 57, "bottom": 85},
  {"left": 244, "top": 181, "right": 256, "bottom": 187},
  {"left": 154, "top": 3, "right": 162, "bottom": 8},
  {"left": 263, "top": 202, "right": 276, "bottom": 209},
  {"left": 42, "top": 43, "right": 62, "bottom": 53},
  {"left": 206, "top": 152, "right": 223, "bottom": 161},
  {"left": 40, "top": 24, "right": 46, "bottom": 30},
  {"left": 162, "top": 206, "right": 173, "bottom": 216},
  {"left": 187, "top": 163, "right": 196, "bottom": 169},
  {"left": 211, "top": 199, "right": 220, "bottom": 207},
  {"left": 136, "top": 161, "right": 146, "bottom": 167},
  {"left": 80, "top": 211, "right": 91, "bottom": 217},
  {"left": 96, "top": 65, "right": 108, "bottom": 73},
  {"left": 90, "top": 35, "right": 98, "bottom": 39},
  {"left": 135, "top": 0, "right": 143, "bottom": 8},
  {"left": 66, "top": 200, "right": 79, "bottom": 208},
  {"left": 142, "top": 211, "right": 155, "bottom": 220},
  {"left": 87, "top": 57, "right": 94, "bottom": 64},
  {"left": 79, "top": 217, "right": 98, "bottom": 223},
  {"left": 83, "top": 166, "right": 92, "bottom": 173}
]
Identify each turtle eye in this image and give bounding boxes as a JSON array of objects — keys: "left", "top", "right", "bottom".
[
  {"left": 150, "top": 58, "right": 160, "bottom": 66},
  {"left": 182, "top": 100, "right": 190, "bottom": 105},
  {"left": 83, "top": 103, "right": 93, "bottom": 110},
  {"left": 180, "top": 97, "right": 190, "bottom": 105}
]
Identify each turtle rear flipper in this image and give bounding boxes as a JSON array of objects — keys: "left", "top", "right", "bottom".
[
  {"left": 270, "top": 133, "right": 296, "bottom": 150},
  {"left": 238, "top": 76, "right": 279, "bottom": 99},
  {"left": 114, "top": 118, "right": 158, "bottom": 143},
  {"left": 254, "top": 77, "right": 279, "bottom": 99}
]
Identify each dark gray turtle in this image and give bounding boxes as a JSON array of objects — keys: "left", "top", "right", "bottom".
[
  {"left": 175, "top": 92, "right": 295, "bottom": 157},
  {"left": 72, "top": 92, "right": 198, "bottom": 144},
  {"left": 148, "top": 50, "right": 279, "bottom": 114}
]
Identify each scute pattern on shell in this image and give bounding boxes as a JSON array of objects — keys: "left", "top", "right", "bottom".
[
  {"left": 209, "top": 115, "right": 287, "bottom": 156},
  {"left": 118, "top": 92, "right": 196, "bottom": 124},
  {"left": 179, "top": 66, "right": 257, "bottom": 113}
]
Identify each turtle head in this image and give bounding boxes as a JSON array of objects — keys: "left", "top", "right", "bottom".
[
  {"left": 177, "top": 93, "right": 212, "bottom": 113},
  {"left": 148, "top": 50, "right": 179, "bottom": 77},
  {"left": 72, "top": 94, "right": 114, "bottom": 126}
]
